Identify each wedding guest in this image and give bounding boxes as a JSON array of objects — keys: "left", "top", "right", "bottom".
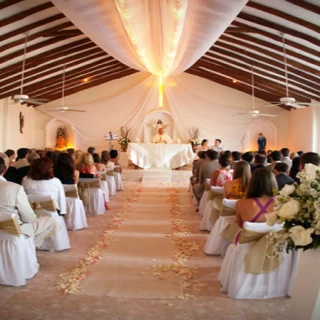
[
  {"left": 101, "top": 150, "right": 111, "bottom": 167},
  {"left": 76, "top": 152, "right": 99, "bottom": 177},
  {"left": 191, "top": 151, "right": 207, "bottom": 185},
  {"left": 92, "top": 153, "right": 106, "bottom": 172},
  {"left": 265, "top": 150, "right": 281, "bottom": 172},
  {"left": 241, "top": 151, "right": 254, "bottom": 171},
  {"left": 109, "top": 150, "right": 121, "bottom": 172},
  {"left": 74, "top": 150, "right": 83, "bottom": 166},
  {"left": 11, "top": 148, "right": 29, "bottom": 169},
  {"left": 0, "top": 156, "right": 58, "bottom": 247},
  {"left": 274, "top": 163, "right": 294, "bottom": 190},
  {"left": 230, "top": 151, "right": 241, "bottom": 169},
  {"left": 50, "top": 151, "right": 61, "bottom": 167},
  {"left": 290, "top": 152, "right": 299, "bottom": 160},
  {"left": 211, "top": 139, "right": 224, "bottom": 153},
  {"left": 22, "top": 157, "right": 67, "bottom": 217},
  {"left": 252, "top": 154, "right": 266, "bottom": 173},
  {"left": 236, "top": 168, "right": 277, "bottom": 228},
  {"left": 54, "top": 153, "right": 79, "bottom": 185},
  {"left": 281, "top": 148, "right": 292, "bottom": 172},
  {"left": 210, "top": 153, "right": 232, "bottom": 187},
  {"left": 67, "top": 148, "right": 75, "bottom": 159},
  {"left": 4, "top": 149, "right": 15, "bottom": 165},
  {"left": 297, "top": 151, "right": 304, "bottom": 157},
  {"left": 196, "top": 139, "right": 210, "bottom": 152},
  {"left": 289, "top": 157, "right": 301, "bottom": 182},
  {"left": 224, "top": 161, "right": 251, "bottom": 199},
  {"left": 27, "top": 152, "right": 40, "bottom": 164},
  {"left": 87, "top": 146, "right": 95, "bottom": 155},
  {"left": 36, "top": 150, "right": 45, "bottom": 158},
  {"left": 300, "top": 152, "right": 320, "bottom": 169}
]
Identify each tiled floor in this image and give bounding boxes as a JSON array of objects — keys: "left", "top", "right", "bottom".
[{"left": 0, "top": 169, "right": 291, "bottom": 320}]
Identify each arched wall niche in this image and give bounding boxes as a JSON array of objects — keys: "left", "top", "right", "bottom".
[{"left": 45, "top": 118, "right": 77, "bottom": 150}]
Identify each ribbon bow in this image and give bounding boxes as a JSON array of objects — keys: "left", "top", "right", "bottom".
[{"left": 0, "top": 216, "right": 21, "bottom": 236}]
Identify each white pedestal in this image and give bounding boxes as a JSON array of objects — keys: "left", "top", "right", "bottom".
[{"left": 287, "top": 249, "right": 320, "bottom": 320}]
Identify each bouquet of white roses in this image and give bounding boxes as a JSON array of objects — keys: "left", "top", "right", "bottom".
[
  {"left": 189, "top": 138, "right": 201, "bottom": 145},
  {"left": 188, "top": 127, "right": 200, "bottom": 145},
  {"left": 267, "top": 163, "right": 320, "bottom": 252}
]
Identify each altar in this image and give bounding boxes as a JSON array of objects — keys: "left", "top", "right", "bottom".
[{"left": 127, "top": 143, "right": 193, "bottom": 170}]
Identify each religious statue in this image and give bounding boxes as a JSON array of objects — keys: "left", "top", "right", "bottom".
[
  {"left": 151, "top": 119, "right": 169, "bottom": 131},
  {"left": 56, "top": 126, "right": 67, "bottom": 150},
  {"left": 19, "top": 112, "right": 24, "bottom": 134}
]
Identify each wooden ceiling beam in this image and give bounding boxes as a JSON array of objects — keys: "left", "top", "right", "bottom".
[
  {"left": 284, "top": 0, "right": 320, "bottom": 15},
  {"left": 29, "top": 69, "right": 138, "bottom": 106},
  {"left": 2, "top": 22, "right": 74, "bottom": 52},
  {"left": 0, "top": 2, "right": 54, "bottom": 28},
  {"left": 202, "top": 53, "right": 320, "bottom": 96},
  {"left": 0, "top": 50, "right": 108, "bottom": 90},
  {"left": 42, "top": 30, "right": 83, "bottom": 37},
  {"left": 225, "top": 27, "right": 261, "bottom": 33},
  {"left": 247, "top": 1, "right": 320, "bottom": 33},
  {"left": 0, "top": 14, "right": 65, "bottom": 43},
  {"left": 0, "top": 39, "right": 94, "bottom": 77},
  {"left": 0, "top": 0, "right": 27, "bottom": 11},
  {"left": 238, "top": 12, "right": 320, "bottom": 46}
]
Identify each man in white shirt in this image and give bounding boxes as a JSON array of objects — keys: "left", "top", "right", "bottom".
[
  {"left": 281, "top": 147, "right": 292, "bottom": 173},
  {"left": 152, "top": 128, "right": 172, "bottom": 144},
  {"left": 211, "top": 139, "right": 224, "bottom": 153},
  {"left": 0, "top": 155, "right": 59, "bottom": 247}
]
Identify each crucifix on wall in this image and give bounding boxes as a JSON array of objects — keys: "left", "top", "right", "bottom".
[{"left": 19, "top": 112, "right": 24, "bottom": 134}]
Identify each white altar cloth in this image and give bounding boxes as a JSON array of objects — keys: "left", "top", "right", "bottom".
[{"left": 127, "top": 143, "right": 193, "bottom": 169}]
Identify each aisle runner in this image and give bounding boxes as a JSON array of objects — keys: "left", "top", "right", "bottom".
[{"left": 78, "top": 184, "right": 183, "bottom": 299}]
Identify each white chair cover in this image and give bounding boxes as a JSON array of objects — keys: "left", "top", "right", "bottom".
[
  {"left": 114, "top": 165, "right": 123, "bottom": 191},
  {"left": 27, "top": 195, "right": 70, "bottom": 251},
  {"left": 98, "top": 171, "right": 110, "bottom": 203},
  {"left": 199, "top": 186, "right": 223, "bottom": 231},
  {"left": 0, "top": 213, "right": 39, "bottom": 286},
  {"left": 63, "top": 185, "right": 88, "bottom": 230},
  {"left": 218, "top": 222, "right": 298, "bottom": 299},
  {"left": 198, "top": 178, "right": 211, "bottom": 216},
  {"left": 79, "top": 177, "right": 105, "bottom": 215},
  {"left": 105, "top": 168, "right": 117, "bottom": 196}
]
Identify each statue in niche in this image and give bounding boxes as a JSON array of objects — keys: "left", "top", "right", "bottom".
[
  {"left": 19, "top": 112, "right": 24, "bottom": 134},
  {"left": 56, "top": 126, "right": 67, "bottom": 150},
  {"left": 149, "top": 119, "right": 169, "bottom": 133}
]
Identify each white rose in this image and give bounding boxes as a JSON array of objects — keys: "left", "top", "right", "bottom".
[
  {"left": 266, "top": 212, "right": 279, "bottom": 226},
  {"left": 289, "top": 226, "right": 314, "bottom": 246},
  {"left": 278, "top": 199, "right": 300, "bottom": 220},
  {"left": 279, "top": 184, "right": 295, "bottom": 197},
  {"left": 303, "top": 163, "right": 319, "bottom": 181}
]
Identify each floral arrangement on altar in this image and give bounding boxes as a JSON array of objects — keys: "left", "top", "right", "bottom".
[
  {"left": 267, "top": 163, "right": 320, "bottom": 252},
  {"left": 188, "top": 127, "right": 200, "bottom": 145},
  {"left": 118, "top": 126, "right": 131, "bottom": 144}
]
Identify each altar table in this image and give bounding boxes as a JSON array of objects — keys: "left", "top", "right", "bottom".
[{"left": 127, "top": 143, "right": 193, "bottom": 169}]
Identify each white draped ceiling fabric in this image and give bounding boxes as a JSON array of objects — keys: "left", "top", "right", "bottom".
[{"left": 43, "top": 0, "right": 250, "bottom": 151}]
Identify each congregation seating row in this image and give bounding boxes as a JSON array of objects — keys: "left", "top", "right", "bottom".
[
  {"left": 0, "top": 166, "right": 123, "bottom": 287},
  {"left": 189, "top": 179, "right": 299, "bottom": 299}
]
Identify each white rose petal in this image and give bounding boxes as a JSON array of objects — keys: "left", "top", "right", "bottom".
[
  {"left": 278, "top": 199, "right": 300, "bottom": 220},
  {"left": 279, "top": 184, "right": 296, "bottom": 197},
  {"left": 303, "top": 164, "right": 318, "bottom": 181},
  {"left": 289, "top": 226, "right": 314, "bottom": 247}
]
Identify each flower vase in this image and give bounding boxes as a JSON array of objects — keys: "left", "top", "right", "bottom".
[
  {"left": 191, "top": 144, "right": 199, "bottom": 153},
  {"left": 120, "top": 143, "right": 128, "bottom": 152},
  {"left": 287, "top": 249, "right": 320, "bottom": 320}
]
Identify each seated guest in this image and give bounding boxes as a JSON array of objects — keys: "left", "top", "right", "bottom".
[
  {"left": 76, "top": 152, "right": 99, "bottom": 177},
  {"left": 87, "top": 146, "right": 95, "bottom": 155},
  {"left": 74, "top": 150, "right": 83, "bottom": 166},
  {"left": 67, "top": 148, "right": 75, "bottom": 159},
  {"left": 193, "top": 150, "right": 219, "bottom": 203},
  {"left": 101, "top": 150, "right": 112, "bottom": 167},
  {"left": 236, "top": 168, "right": 277, "bottom": 228},
  {"left": 11, "top": 148, "right": 29, "bottom": 169},
  {"left": 36, "top": 150, "right": 45, "bottom": 158},
  {"left": 92, "top": 153, "right": 106, "bottom": 172},
  {"left": 274, "top": 163, "right": 294, "bottom": 190},
  {"left": 300, "top": 152, "right": 320, "bottom": 169},
  {"left": 196, "top": 139, "right": 210, "bottom": 152},
  {"left": 224, "top": 161, "right": 251, "bottom": 199},
  {"left": 0, "top": 156, "right": 58, "bottom": 247},
  {"left": 50, "top": 151, "right": 61, "bottom": 167},
  {"left": 54, "top": 153, "right": 79, "bottom": 185},
  {"left": 211, "top": 139, "right": 224, "bottom": 154},
  {"left": 241, "top": 151, "right": 254, "bottom": 171},
  {"left": 290, "top": 152, "right": 298, "bottom": 160},
  {"left": 230, "top": 151, "right": 241, "bottom": 169},
  {"left": 109, "top": 150, "right": 122, "bottom": 172},
  {"left": 152, "top": 128, "right": 172, "bottom": 144},
  {"left": 265, "top": 150, "right": 281, "bottom": 171},
  {"left": 297, "top": 151, "right": 304, "bottom": 157},
  {"left": 252, "top": 153, "right": 266, "bottom": 173},
  {"left": 4, "top": 149, "right": 15, "bottom": 165},
  {"left": 210, "top": 153, "right": 232, "bottom": 187},
  {"left": 22, "top": 157, "right": 67, "bottom": 217},
  {"left": 289, "top": 157, "right": 301, "bottom": 183},
  {"left": 191, "top": 151, "right": 206, "bottom": 185},
  {"left": 281, "top": 148, "right": 292, "bottom": 172}
]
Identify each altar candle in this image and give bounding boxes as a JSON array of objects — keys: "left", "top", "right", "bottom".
[
  {"left": 136, "top": 138, "right": 140, "bottom": 143},
  {"left": 177, "top": 139, "right": 181, "bottom": 144}
]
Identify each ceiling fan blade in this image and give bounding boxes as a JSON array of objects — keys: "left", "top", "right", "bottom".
[
  {"left": 291, "top": 103, "right": 307, "bottom": 109},
  {"left": 25, "top": 99, "right": 46, "bottom": 105},
  {"left": 66, "top": 109, "right": 86, "bottom": 112},
  {"left": 30, "top": 98, "right": 50, "bottom": 102},
  {"left": 259, "top": 114, "right": 277, "bottom": 117}
]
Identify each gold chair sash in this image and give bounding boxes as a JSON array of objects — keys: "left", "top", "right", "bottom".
[
  {"left": 209, "top": 195, "right": 223, "bottom": 222},
  {"left": 204, "top": 183, "right": 211, "bottom": 191},
  {"left": 106, "top": 170, "right": 114, "bottom": 176},
  {"left": 239, "top": 229, "right": 284, "bottom": 274},
  {"left": 114, "top": 167, "right": 120, "bottom": 173},
  {"left": 29, "top": 200, "right": 56, "bottom": 217},
  {"left": 100, "top": 173, "right": 107, "bottom": 181},
  {"left": 65, "top": 189, "right": 79, "bottom": 198},
  {"left": 220, "top": 221, "right": 240, "bottom": 242},
  {"left": 0, "top": 216, "right": 21, "bottom": 236},
  {"left": 78, "top": 181, "right": 101, "bottom": 207},
  {"left": 208, "top": 190, "right": 222, "bottom": 201}
]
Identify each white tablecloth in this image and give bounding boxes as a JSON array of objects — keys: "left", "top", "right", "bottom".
[{"left": 127, "top": 143, "right": 193, "bottom": 169}]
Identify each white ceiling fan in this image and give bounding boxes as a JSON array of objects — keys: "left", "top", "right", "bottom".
[
  {"left": 48, "top": 65, "right": 86, "bottom": 113},
  {"left": 235, "top": 66, "right": 276, "bottom": 118},
  {"left": 265, "top": 33, "right": 320, "bottom": 109},
  {"left": 13, "top": 35, "right": 49, "bottom": 106}
]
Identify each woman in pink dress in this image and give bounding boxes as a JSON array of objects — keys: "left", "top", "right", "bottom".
[{"left": 210, "top": 153, "right": 233, "bottom": 187}]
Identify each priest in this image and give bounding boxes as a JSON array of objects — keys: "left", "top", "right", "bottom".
[{"left": 152, "top": 128, "right": 172, "bottom": 144}]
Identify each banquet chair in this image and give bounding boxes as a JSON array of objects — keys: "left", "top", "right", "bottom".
[
  {"left": 105, "top": 168, "right": 116, "bottom": 196},
  {"left": 218, "top": 221, "right": 298, "bottom": 299},
  {"left": 200, "top": 186, "right": 223, "bottom": 231},
  {"left": 198, "top": 178, "right": 211, "bottom": 216},
  {"left": 78, "top": 177, "right": 105, "bottom": 215},
  {"left": 98, "top": 172, "right": 110, "bottom": 204},
  {"left": 0, "top": 213, "right": 39, "bottom": 286},
  {"left": 114, "top": 165, "right": 123, "bottom": 190},
  {"left": 204, "top": 199, "right": 238, "bottom": 256},
  {"left": 27, "top": 194, "right": 70, "bottom": 251},
  {"left": 63, "top": 184, "right": 88, "bottom": 230}
]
